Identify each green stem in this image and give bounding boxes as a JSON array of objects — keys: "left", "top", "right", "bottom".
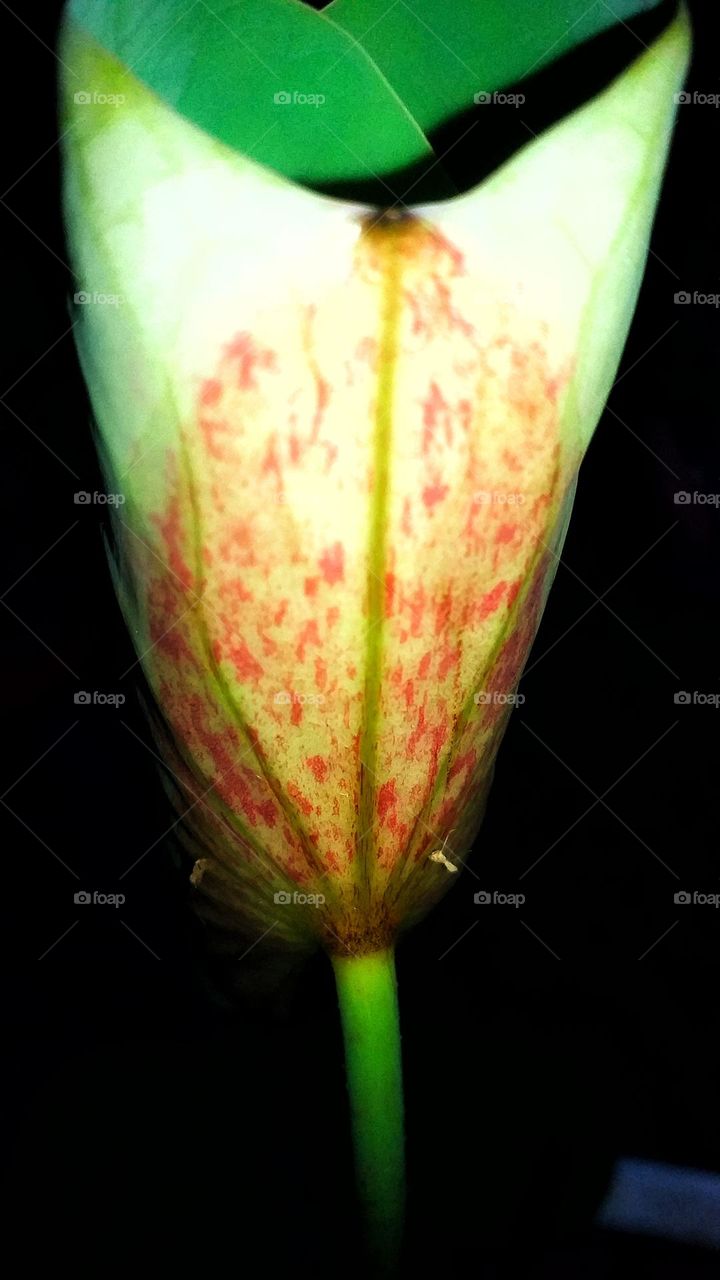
[{"left": 332, "top": 947, "right": 405, "bottom": 1276}]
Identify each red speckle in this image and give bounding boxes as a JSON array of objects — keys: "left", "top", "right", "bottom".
[
  {"left": 257, "top": 796, "right": 277, "bottom": 827},
  {"left": 246, "top": 724, "right": 265, "bottom": 760},
  {"left": 407, "top": 583, "right": 426, "bottom": 638},
  {"left": 458, "top": 399, "right": 472, "bottom": 432},
  {"left": 422, "top": 480, "right": 449, "bottom": 511},
  {"left": 407, "top": 703, "right": 428, "bottom": 757},
  {"left": 434, "top": 592, "right": 452, "bottom": 636},
  {"left": 291, "top": 700, "right": 303, "bottom": 726},
  {"left": 378, "top": 779, "right": 397, "bottom": 825},
  {"left": 421, "top": 381, "right": 447, "bottom": 454},
  {"left": 319, "top": 542, "right": 345, "bottom": 586},
  {"left": 287, "top": 782, "right": 314, "bottom": 816},
  {"left": 545, "top": 374, "right": 560, "bottom": 403},
  {"left": 258, "top": 629, "right": 277, "bottom": 658},
  {"left": 305, "top": 755, "right": 329, "bottom": 783},
  {"left": 477, "top": 580, "right": 507, "bottom": 622},
  {"left": 152, "top": 494, "right": 193, "bottom": 591},
  {"left": 326, "top": 606, "right": 340, "bottom": 628},
  {"left": 418, "top": 651, "right": 432, "bottom": 679},
  {"left": 495, "top": 523, "right": 517, "bottom": 545},
  {"left": 448, "top": 749, "right": 476, "bottom": 786},
  {"left": 347, "top": 663, "right": 357, "bottom": 679},
  {"left": 185, "top": 704, "right": 276, "bottom": 830},
  {"left": 289, "top": 434, "right": 301, "bottom": 464},
  {"left": 274, "top": 599, "right": 288, "bottom": 626},
  {"left": 219, "top": 578, "right": 253, "bottom": 604},
  {"left": 296, "top": 619, "right": 321, "bottom": 661},
  {"left": 385, "top": 571, "right": 396, "bottom": 618},
  {"left": 225, "top": 332, "right": 276, "bottom": 389},
  {"left": 428, "top": 722, "right": 448, "bottom": 782},
  {"left": 261, "top": 435, "right": 282, "bottom": 481},
  {"left": 219, "top": 519, "right": 256, "bottom": 567},
  {"left": 401, "top": 497, "right": 413, "bottom": 537},
  {"left": 404, "top": 679, "right": 414, "bottom": 709},
  {"left": 226, "top": 638, "right": 264, "bottom": 682},
  {"left": 147, "top": 578, "right": 194, "bottom": 664},
  {"left": 314, "top": 656, "right": 327, "bottom": 691},
  {"left": 304, "top": 577, "right": 319, "bottom": 597},
  {"left": 200, "top": 378, "right": 221, "bottom": 406},
  {"left": 438, "top": 644, "right": 460, "bottom": 679}
]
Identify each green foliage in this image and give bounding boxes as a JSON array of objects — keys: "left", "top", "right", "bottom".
[{"left": 67, "top": 0, "right": 665, "bottom": 184}]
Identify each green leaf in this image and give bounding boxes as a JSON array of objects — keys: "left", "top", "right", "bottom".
[
  {"left": 66, "top": 0, "right": 435, "bottom": 185},
  {"left": 324, "top": 0, "right": 667, "bottom": 137},
  {"left": 65, "top": 0, "right": 667, "bottom": 190}
]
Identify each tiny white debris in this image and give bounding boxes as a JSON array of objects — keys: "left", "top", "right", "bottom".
[{"left": 429, "top": 850, "right": 458, "bottom": 873}]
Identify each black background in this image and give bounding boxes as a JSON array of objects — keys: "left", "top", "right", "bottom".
[{"left": 2, "top": 2, "right": 718, "bottom": 1275}]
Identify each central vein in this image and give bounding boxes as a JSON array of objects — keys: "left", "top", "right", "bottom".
[{"left": 357, "top": 217, "right": 408, "bottom": 907}]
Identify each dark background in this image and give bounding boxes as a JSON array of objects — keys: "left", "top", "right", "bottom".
[{"left": 2, "top": 2, "right": 718, "bottom": 1275}]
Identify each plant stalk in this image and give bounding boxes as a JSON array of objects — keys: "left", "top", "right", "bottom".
[{"left": 332, "top": 947, "right": 405, "bottom": 1276}]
